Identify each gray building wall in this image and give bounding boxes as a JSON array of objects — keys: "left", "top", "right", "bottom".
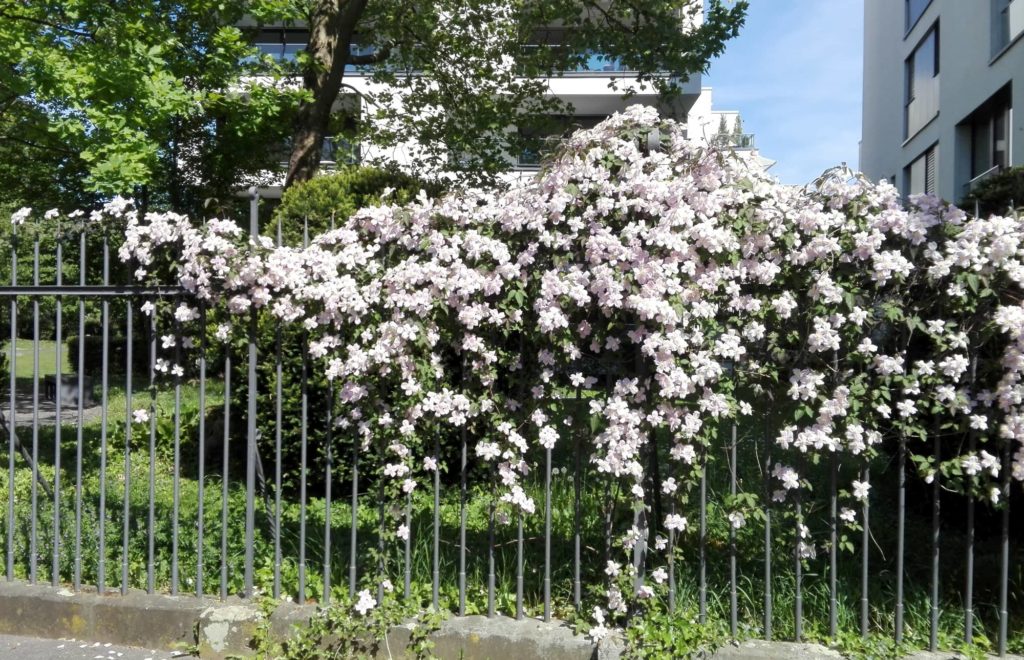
[{"left": 860, "top": 0, "right": 1024, "bottom": 202}]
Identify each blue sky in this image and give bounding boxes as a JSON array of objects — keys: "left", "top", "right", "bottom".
[{"left": 707, "top": 0, "right": 864, "bottom": 185}]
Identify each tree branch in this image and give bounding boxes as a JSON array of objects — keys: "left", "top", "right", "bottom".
[
  {"left": 0, "top": 134, "right": 74, "bottom": 155},
  {"left": 0, "top": 10, "right": 93, "bottom": 39}
]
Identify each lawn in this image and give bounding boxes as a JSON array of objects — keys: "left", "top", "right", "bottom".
[{"left": 4, "top": 339, "right": 68, "bottom": 379}]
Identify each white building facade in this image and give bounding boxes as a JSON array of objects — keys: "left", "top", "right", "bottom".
[
  {"left": 247, "top": 15, "right": 768, "bottom": 193},
  {"left": 860, "top": 0, "right": 1024, "bottom": 202}
]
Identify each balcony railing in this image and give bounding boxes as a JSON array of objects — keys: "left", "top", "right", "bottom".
[
  {"left": 714, "top": 133, "right": 756, "bottom": 150},
  {"left": 962, "top": 164, "right": 1001, "bottom": 197},
  {"left": 277, "top": 136, "right": 360, "bottom": 170}
]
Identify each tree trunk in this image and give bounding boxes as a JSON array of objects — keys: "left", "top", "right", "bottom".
[{"left": 285, "top": 0, "right": 368, "bottom": 188}]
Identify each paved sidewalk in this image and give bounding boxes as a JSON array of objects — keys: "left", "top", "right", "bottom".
[{"left": 0, "top": 634, "right": 192, "bottom": 660}]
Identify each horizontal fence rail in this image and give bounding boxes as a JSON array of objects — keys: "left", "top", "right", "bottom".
[{"left": 0, "top": 196, "right": 1019, "bottom": 657}]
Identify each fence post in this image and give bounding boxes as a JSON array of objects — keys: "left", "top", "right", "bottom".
[{"left": 244, "top": 186, "right": 259, "bottom": 598}]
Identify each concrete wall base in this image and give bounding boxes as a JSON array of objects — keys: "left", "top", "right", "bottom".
[{"left": 2, "top": 582, "right": 1020, "bottom": 659}]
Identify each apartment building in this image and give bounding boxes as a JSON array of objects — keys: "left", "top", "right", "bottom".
[
  {"left": 860, "top": 0, "right": 1024, "bottom": 202},
  {"left": 247, "top": 16, "right": 768, "bottom": 193}
]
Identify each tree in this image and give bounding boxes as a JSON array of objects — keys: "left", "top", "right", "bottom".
[
  {"left": 731, "top": 113, "right": 743, "bottom": 136},
  {"left": 717, "top": 114, "right": 729, "bottom": 136},
  {"left": 0, "top": 0, "right": 303, "bottom": 214},
  {"left": 279, "top": 0, "right": 749, "bottom": 186},
  {"left": 1, "top": 0, "right": 747, "bottom": 206}
]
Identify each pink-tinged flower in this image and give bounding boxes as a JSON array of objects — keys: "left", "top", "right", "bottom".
[
  {"left": 665, "top": 514, "right": 688, "bottom": 532},
  {"left": 132, "top": 409, "right": 150, "bottom": 424},
  {"left": 353, "top": 589, "right": 376, "bottom": 616},
  {"left": 10, "top": 207, "right": 30, "bottom": 225}
]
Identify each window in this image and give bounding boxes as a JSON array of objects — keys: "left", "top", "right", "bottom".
[
  {"left": 962, "top": 84, "right": 1012, "bottom": 192},
  {"left": 905, "top": 144, "right": 939, "bottom": 196},
  {"left": 993, "top": 0, "right": 1024, "bottom": 54},
  {"left": 906, "top": 0, "right": 932, "bottom": 32},
  {"left": 253, "top": 29, "right": 308, "bottom": 62},
  {"left": 905, "top": 24, "right": 940, "bottom": 139},
  {"left": 517, "top": 115, "right": 606, "bottom": 168}
]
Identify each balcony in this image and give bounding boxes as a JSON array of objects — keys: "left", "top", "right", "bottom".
[
  {"left": 962, "top": 164, "right": 1001, "bottom": 198},
  {"left": 714, "top": 133, "right": 756, "bottom": 150},
  {"left": 277, "top": 136, "right": 360, "bottom": 170}
]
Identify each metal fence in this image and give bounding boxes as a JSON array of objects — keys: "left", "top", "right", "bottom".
[{"left": 0, "top": 193, "right": 1019, "bottom": 655}]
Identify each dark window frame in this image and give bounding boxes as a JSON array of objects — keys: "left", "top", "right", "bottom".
[{"left": 905, "top": 0, "right": 934, "bottom": 36}]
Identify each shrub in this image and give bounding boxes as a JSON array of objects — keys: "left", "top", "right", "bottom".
[
  {"left": 963, "top": 165, "right": 1024, "bottom": 216},
  {"left": 232, "top": 167, "right": 441, "bottom": 494},
  {"left": 271, "top": 166, "right": 442, "bottom": 246}
]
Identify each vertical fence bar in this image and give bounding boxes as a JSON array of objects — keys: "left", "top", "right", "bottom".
[
  {"left": 828, "top": 352, "right": 839, "bottom": 640},
  {"left": 324, "top": 383, "right": 335, "bottom": 603},
  {"left": 52, "top": 236, "right": 63, "bottom": 586},
  {"left": 729, "top": 422, "right": 737, "bottom": 640},
  {"left": 998, "top": 438, "right": 1010, "bottom": 657},
  {"left": 273, "top": 218, "right": 282, "bottom": 601},
  {"left": 895, "top": 436, "right": 906, "bottom": 645},
  {"left": 6, "top": 226, "right": 16, "bottom": 582},
  {"left": 544, "top": 445, "right": 552, "bottom": 622},
  {"left": 171, "top": 315, "right": 182, "bottom": 595},
  {"left": 829, "top": 453, "right": 838, "bottom": 640},
  {"left": 30, "top": 236, "right": 39, "bottom": 585},
  {"left": 699, "top": 448, "right": 707, "bottom": 624},
  {"left": 668, "top": 499, "right": 676, "bottom": 614},
  {"left": 763, "top": 410, "right": 773, "bottom": 640},
  {"left": 146, "top": 311, "right": 157, "bottom": 594},
  {"left": 243, "top": 188, "right": 259, "bottom": 599},
  {"left": 220, "top": 351, "right": 231, "bottom": 600},
  {"left": 377, "top": 437, "right": 386, "bottom": 606},
  {"left": 346, "top": 388, "right": 357, "bottom": 602},
  {"left": 487, "top": 475, "right": 495, "bottom": 618},
  {"left": 323, "top": 384, "right": 334, "bottom": 604},
  {"left": 97, "top": 237, "right": 111, "bottom": 593},
  {"left": 965, "top": 356, "right": 977, "bottom": 645},
  {"left": 794, "top": 471, "right": 803, "bottom": 642},
  {"left": 860, "top": 467, "right": 870, "bottom": 637},
  {"left": 197, "top": 302, "right": 206, "bottom": 598},
  {"left": 459, "top": 418, "right": 467, "bottom": 616},
  {"left": 573, "top": 388, "right": 582, "bottom": 610},
  {"left": 432, "top": 434, "right": 439, "bottom": 610},
  {"left": 930, "top": 433, "right": 940, "bottom": 652},
  {"left": 297, "top": 218, "right": 309, "bottom": 604},
  {"left": 74, "top": 234, "right": 85, "bottom": 591},
  {"left": 121, "top": 302, "right": 132, "bottom": 594},
  {"left": 403, "top": 492, "right": 411, "bottom": 599},
  {"left": 516, "top": 511, "right": 524, "bottom": 620}
]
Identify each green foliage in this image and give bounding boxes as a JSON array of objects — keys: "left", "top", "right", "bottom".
[
  {"left": 251, "top": 595, "right": 444, "bottom": 659},
  {"left": 273, "top": 166, "right": 439, "bottom": 242},
  {"left": 621, "top": 606, "right": 727, "bottom": 659},
  {"left": 963, "top": 165, "right": 1024, "bottom": 216},
  {"left": 228, "top": 167, "right": 438, "bottom": 496},
  {"left": 0, "top": 0, "right": 301, "bottom": 210}
]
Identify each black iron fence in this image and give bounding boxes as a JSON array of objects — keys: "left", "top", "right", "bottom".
[{"left": 0, "top": 193, "right": 1019, "bottom": 656}]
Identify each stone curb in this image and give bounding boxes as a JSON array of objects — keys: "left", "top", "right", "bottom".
[
  {"left": 0, "top": 581, "right": 206, "bottom": 650},
  {"left": 3, "top": 582, "right": 1021, "bottom": 659}
]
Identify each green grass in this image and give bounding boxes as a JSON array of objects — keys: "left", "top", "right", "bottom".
[{"left": 4, "top": 339, "right": 67, "bottom": 379}]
